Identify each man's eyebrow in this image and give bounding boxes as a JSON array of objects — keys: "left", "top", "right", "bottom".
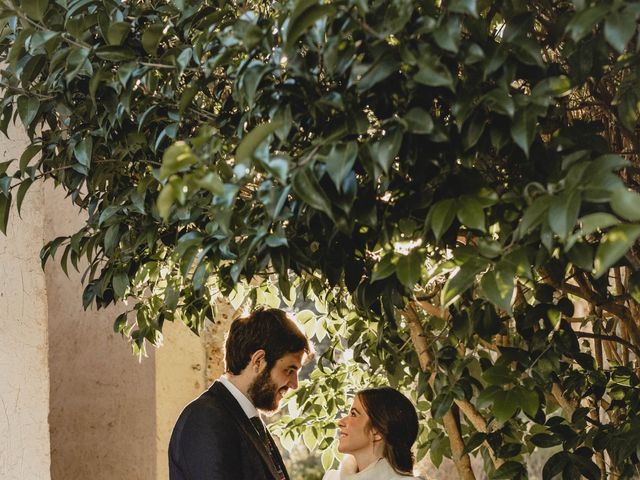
[{"left": 285, "top": 363, "right": 301, "bottom": 370}]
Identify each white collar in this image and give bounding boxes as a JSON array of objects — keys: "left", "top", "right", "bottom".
[{"left": 218, "top": 375, "right": 259, "bottom": 419}]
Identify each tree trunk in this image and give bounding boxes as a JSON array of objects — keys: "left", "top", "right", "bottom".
[
  {"left": 443, "top": 409, "right": 477, "bottom": 480},
  {"left": 405, "top": 302, "right": 478, "bottom": 480}
]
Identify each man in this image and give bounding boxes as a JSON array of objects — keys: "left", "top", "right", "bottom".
[{"left": 169, "top": 307, "right": 311, "bottom": 480}]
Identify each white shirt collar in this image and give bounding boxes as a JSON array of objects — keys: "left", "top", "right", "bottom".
[{"left": 218, "top": 375, "right": 259, "bottom": 419}]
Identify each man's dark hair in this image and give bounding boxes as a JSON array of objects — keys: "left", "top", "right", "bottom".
[{"left": 224, "top": 308, "right": 311, "bottom": 374}]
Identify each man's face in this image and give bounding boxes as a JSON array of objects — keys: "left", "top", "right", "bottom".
[{"left": 248, "top": 351, "right": 304, "bottom": 412}]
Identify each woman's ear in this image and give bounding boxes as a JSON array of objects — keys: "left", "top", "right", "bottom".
[
  {"left": 371, "top": 428, "right": 383, "bottom": 443},
  {"left": 250, "top": 349, "right": 267, "bottom": 371}
]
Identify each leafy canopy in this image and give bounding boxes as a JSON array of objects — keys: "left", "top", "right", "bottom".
[{"left": 2, "top": 0, "right": 640, "bottom": 477}]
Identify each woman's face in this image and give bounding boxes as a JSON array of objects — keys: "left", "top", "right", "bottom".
[{"left": 337, "top": 395, "right": 379, "bottom": 454}]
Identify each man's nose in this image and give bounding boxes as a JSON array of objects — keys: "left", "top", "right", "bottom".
[{"left": 288, "top": 373, "right": 298, "bottom": 389}]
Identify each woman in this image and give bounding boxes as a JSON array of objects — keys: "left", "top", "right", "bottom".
[{"left": 323, "top": 387, "right": 423, "bottom": 480}]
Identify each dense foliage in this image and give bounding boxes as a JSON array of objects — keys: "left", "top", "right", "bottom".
[{"left": 2, "top": 0, "right": 640, "bottom": 478}]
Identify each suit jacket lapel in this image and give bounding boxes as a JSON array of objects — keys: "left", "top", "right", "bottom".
[{"left": 209, "top": 382, "right": 283, "bottom": 480}]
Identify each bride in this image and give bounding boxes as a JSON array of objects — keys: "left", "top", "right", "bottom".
[{"left": 322, "top": 387, "right": 424, "bottom": 480}]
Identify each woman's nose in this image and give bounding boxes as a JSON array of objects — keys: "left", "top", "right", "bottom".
[{"left": 338, "top": 417, "right": 346, "bottom": 428}]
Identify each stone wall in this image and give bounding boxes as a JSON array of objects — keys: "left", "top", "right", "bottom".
[
  {"left": 0, "top": 128, "right": 51, "bottom": 480},
  {"left": 45, "top": 186, "right": 157, "bottom": 480}
]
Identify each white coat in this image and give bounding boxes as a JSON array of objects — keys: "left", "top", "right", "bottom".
[{"left": 322, "top": 455, "right": 424, "bottom": 480}]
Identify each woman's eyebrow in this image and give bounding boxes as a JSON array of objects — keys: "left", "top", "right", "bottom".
[{"left": 350, "top": 407, "right": 360, "bottom": 414}]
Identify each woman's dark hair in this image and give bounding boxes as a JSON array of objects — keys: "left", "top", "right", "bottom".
[
  {"left": 224, "top": 307, "right": 311, "bottom": 374},
  {"left": 358, "top": 387, "right": 419, "bottom": 474}
]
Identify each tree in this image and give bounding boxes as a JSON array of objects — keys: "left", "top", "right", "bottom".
[{"left": 1, "top": 0, "right": 640, "bottom": 477}]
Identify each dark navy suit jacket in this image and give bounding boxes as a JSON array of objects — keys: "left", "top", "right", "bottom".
[{"left": 169, "top": 381, "right": 289, "bottom": 480}]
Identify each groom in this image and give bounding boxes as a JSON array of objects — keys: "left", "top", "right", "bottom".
[{"left": 169, "top": 307, "right": 311, "bottom": 479}]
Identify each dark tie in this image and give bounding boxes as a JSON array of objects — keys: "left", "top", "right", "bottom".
[{"left": 250, "top": 416, "right": 288, "bottom": 480}]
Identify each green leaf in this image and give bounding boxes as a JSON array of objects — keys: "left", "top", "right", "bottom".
[
  {"left": 414, "top": 58, "right": 454, "bottom": 90},
  {"left": 577, "top": 212, "right": 620, "bottom": 237},
  {"left": 483, "top": 88, "right": 515, "bottom": 117},
  {"left": 74, "top": 136, "right": 93, "bottom": 167},
  {"left": 604, "top": 12, "right": 636, "bottom": 53},
  {"left": 531, "top": 76, "right": 572, "bottom": 100},
  {"left": 104, "top": 224, "right": 120, "bottom": 255},
  {"left": 565, "top": 5, "right": 608, "bottom": 43},
  {"left": 542, "top": 452, "right": 569, "bottom": 480},
  {"left": 396, "top": 249, "right": 422, "bottom": 288},
  {"left": 321, "top": 447, "right": 334, "bottom": 471},
  {"left": 142, "top": 24, "right": 165, "bottom": 55},
  {"left": 285, "top": 4, "right": 335, "bottom": 50},
  {"left": 449, "top": 0, "right": 477, "bottom": 17},
  {"left": 113, "top": 313, "right": 128, "bottom": 334},
  {"left": 490, "top": 461, "right": 526, "bottom": 480},
  {"left": 325, "top": 142, "right": 357, "bottom": 191},
  {"left": 107, "top": 22, "right": 131, "bottom": 45},
  {"left": 19, "top": 144, "right": 41, "bottom": 172},
  {"left": 611, "top": 187, "right": 640, "bottom": 221},
  {"left": 462, "top": 432, "right": 486, "bottom": 455},
  {"left": 157, "top": 184, "right": 175, "bottom": 222},
  {"left": 570, "top": 454, "right": 600, "bottom": 480},
  {"left": 16, "top": 178, "right": 32, "bottom": 218},
  {"left": 516, "top": 196, "right": 551, "bottom": 239},
  {"left": 369, "top": 128, "right": 402, "bottom": 174},
  {"left": 482, "top": 364, "right": 513, "bottom": 385},
  {"left": 23, "top": 0, "right": 48, "bottom": 21},
  {"left": 493, "top": 389, "right": 519, "bottom": 422},
  {"left": 291, "top": 165, "right": 333, "bottom": 219},
  {"left": 370, "top": 254, "right": 396, "bottom": 282},
  {"left": 0, "top": 192, "right": 10, "bottom": 235},
  {"left": 476, "top": 385, "right": 502, "bottom": 409},
  {"left": 530, "top": 433, "right": 561, "bottom": 448},
  {"left": 159, "top": 142, "right": 197, "bottom": 180},
  {"left": 433, "top": 16, "right": 461, "bottom": 53},
  {"left": 403, "top": 108, "right": 434, "bottom": 134},
  {"left": 510, "top": 108, "right": 537, "bottom": 157},
  {"left": 431, "top": 391, "right": 454, "bottom": 419},
  {"left": 112, "top": 271, "right": 129, "bottom": 299},
  {"left": 594, "top": 224, "right": 640, "bottom": 278},
  {"left": 548, "top": 189, "right": 580, "bottom": 240},
  {"left": 356, "top": 52, "right": 399, "bottom": 92},
  {"left": 567, "top": 243, "right": 594, "bottom": 271},
  {"left": 195, "top": 172, "right": 224, "bottom": 196},
  {"left": 442, "top": 258, "right": 487, "bottom": 306},
  {"left": 457, "top": 195, "right": 485, "bottom": 231},
  {"left": 480, "top": 266, "right": 514, "bottom": 313},
  {"left": 235, "top": 121, "right": 283, "bottom": 166},
  {"left": 17, "top": 96, "right": 40, "bottom": 127},
  {"left": 94, "top": 46, "right": 136, "bottom": 61},
  {"left": 515, "top": 386, "right": 539, "bottom": 417},
  {"left": 430, "top": 199, "right": 457, "bottom": 241}
]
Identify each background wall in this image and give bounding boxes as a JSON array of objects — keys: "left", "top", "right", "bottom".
[
  {"left": 0, "top": 128, "right": 51, "bottom": 480},
  {"left": 0, "top": 137, "right": 239, "bottom": 480},
  {"left": 45, "top": 186, "right": 158, "bottom": 480}
]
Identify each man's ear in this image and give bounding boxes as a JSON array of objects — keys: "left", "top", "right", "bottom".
[{"left": 250, "top": 349, "right": 267, "bottom": 371}]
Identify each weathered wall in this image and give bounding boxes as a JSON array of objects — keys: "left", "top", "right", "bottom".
[
  {"left": 0, "top": 129, "right": 51, "bottom": 480},
  {"left": 45, "top": 186, "right": 157, "bottom": 480},
  {"left": 155, "top": 319, "right": 207, "bottom": 480}
]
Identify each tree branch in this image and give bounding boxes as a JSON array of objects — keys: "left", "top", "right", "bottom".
[{"left": 574, "top": 331, "right": 640, "bottom": 359}]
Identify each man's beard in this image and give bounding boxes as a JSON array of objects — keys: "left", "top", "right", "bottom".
[{"left": 248, "top": 367, "right": 281, "bottom": 412}]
